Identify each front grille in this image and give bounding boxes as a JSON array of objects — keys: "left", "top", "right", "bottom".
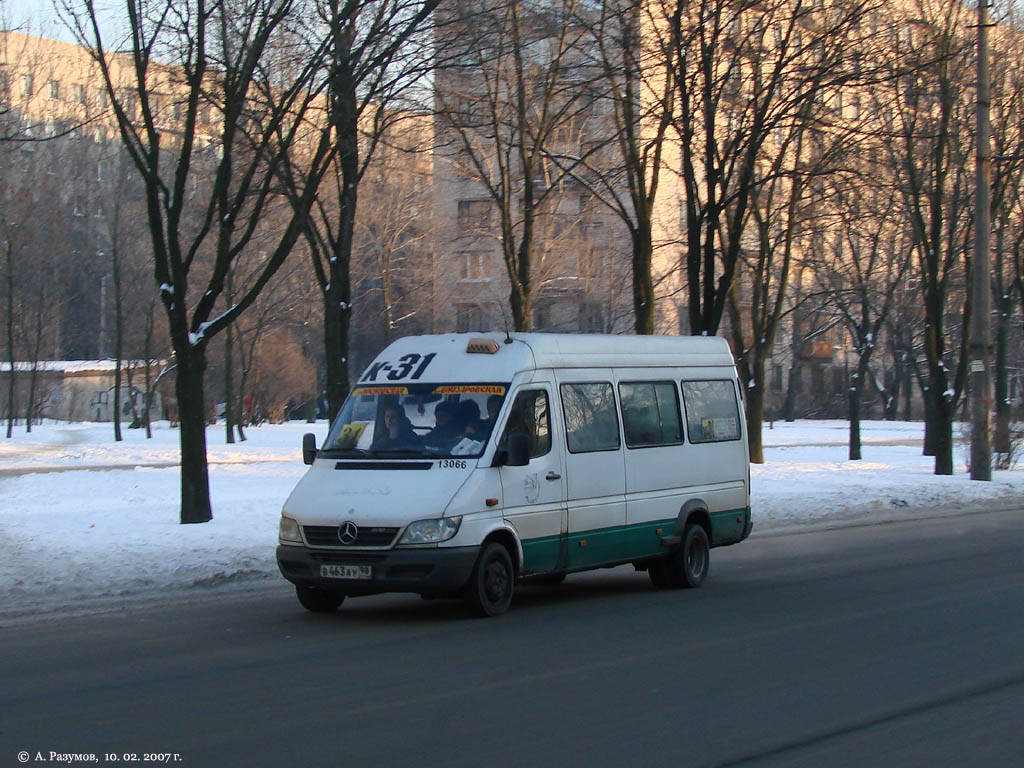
[{"left": 303, "top": 525, "right": 399, "bottom": 548}]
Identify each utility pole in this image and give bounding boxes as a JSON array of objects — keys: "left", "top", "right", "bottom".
[{"left": 971, "top": 0, "right": 992, "bottom": 480}]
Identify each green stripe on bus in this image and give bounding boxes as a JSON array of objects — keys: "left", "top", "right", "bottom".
[{"left": 519, "top": 507, "right": 750, "bottom": 573}]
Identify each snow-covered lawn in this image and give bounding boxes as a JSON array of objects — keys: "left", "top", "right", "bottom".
[{"left": 1, "top": 419, "right": 1022, "bottom": 617}]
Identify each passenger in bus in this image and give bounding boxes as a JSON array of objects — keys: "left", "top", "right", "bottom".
[
  {"left": 457, "top": 400, "right": 485, "bottom": 438},
  {"left": 424, "top": 401, "right": 461, "bottom": 446},
  {"left": 371, "top": 404, "right": 420, "bottom": 451}
]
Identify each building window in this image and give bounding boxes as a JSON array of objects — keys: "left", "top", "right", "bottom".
[
  {"left": 456, "top": 303, "right": 484, "bottom": 332},
  {"left": 678, "top": 303, "right": 690, "bottom": 335},
  {"left": 20, "top": 74, "right": 33, "bottom": 97},
  {"left": 457, "top": 199, "right": 492, "bottom": 233},
  {"left": 533, "top": 302, "right": 552, "bottom": 331},
  {"left": 72, "top": 84, "right": 86, "bottom": 104},
  {"left": 49, "top": 80, "right": 60, "bottom": 99},
  {"left": 578, "top": 301, "right": 603, "bottom": 333},
  {"left": 459, "top": 251, "right": 487, "bottom": 281},
  {"left": 811, "top": 366, "right": 825, "bottom": 393}
]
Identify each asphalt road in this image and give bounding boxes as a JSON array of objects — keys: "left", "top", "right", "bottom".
[{"left": 2, "top": 507, "right": 1023, "bottom": 768}]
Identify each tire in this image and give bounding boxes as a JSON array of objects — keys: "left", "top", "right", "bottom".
[
  {"left": 677, "top": 523, "right": 710, "bottom": 588},
  {"left": 465, "top": 542, "right": 515, "bottom": 617},
  {"left": 295, "top": 584, "right": 345, "bottom": 613},
  {"left": 654, "top": 523, "right": 710, "bottom": 589}
]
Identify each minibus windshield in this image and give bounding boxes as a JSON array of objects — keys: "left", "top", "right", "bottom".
[{"left": 320, "top": 383, "right": 509, "bottom": 460}]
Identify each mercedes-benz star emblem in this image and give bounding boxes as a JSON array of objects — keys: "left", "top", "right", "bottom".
[{"left": 338, "top": 521, "right": 359, "bottom": 545}]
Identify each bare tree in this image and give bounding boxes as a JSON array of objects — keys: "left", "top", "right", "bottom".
[
  {"left": 274, "top": 0, "right": 441, "bottom": 423},
  {"left": 884, "top": 0, "right": 975, "bottom": 474},
  {"left": 813, "top": 182, "right": 912, "bottom": 459},
  {"left": 988, "top": 11, "right": 1024, "bottom": 455},
  {"left": 62, "top": 0, "right": 335, "bottom": 522},
  {"left": 668, "top": 0, "right": 879, "bottom": 342},
  {"left": 434, "top": 0, "right": 595, "bottom": 332}
]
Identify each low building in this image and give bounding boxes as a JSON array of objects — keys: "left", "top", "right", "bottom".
[{"left": 0, "top": 360, "right": 164, "bottom": 423}]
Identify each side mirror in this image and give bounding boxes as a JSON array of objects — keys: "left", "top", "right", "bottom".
[
  {"left": 302, "top": 433, "right": 317, "bottom": 465},
  {"left": 506, "top": 432, "right": 530, "bottom": 467}
]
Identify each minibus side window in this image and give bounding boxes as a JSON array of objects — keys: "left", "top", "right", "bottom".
[
  {"left": 619, "top": 381, "right": 683, "bottom": 448},
  {"left": 680, "top": 380, "right": 742, "bottom": 443},
  {"left": 560, "top": 382, "right": 621, "bottom": 453},
  {"left": 499, "top": 390, "right": 551, "bottom": 458}
]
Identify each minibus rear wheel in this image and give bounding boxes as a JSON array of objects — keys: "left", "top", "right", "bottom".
[
  {"left": 465, "top": 542, "right": 515, "bottom": 617},
  {"left": 678, "top": 523, "right": 710, "bottom": 588},
  {"left": 295, "top": 585, "right": 346, "bottom": 613},
  {"left": 650, "top": 523, "right": 709, "bottom": 589}
]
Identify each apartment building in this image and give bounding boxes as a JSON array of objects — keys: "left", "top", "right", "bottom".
[{"left": 429, "top": 0, "right": 1024, "bottom": 420}]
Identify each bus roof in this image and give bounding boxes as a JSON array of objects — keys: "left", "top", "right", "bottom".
[{"left": 360, "top": 333, "right": 736, "bottom": 385}]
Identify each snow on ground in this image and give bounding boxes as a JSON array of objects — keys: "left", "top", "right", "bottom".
[{"left": 1, "top": 419, "right": 1022, "bottom": 617}]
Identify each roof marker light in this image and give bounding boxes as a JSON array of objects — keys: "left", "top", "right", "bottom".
[{"left": 466, "top": 338, "right": 500, "bottom": 354}]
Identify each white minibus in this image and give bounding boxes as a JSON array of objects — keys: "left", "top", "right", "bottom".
[{"left": 277, "top": 333, "right": 751, "bottom": 616}]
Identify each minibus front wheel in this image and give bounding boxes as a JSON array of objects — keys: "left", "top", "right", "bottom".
[
  {"left": 465, "top": 542, "right": 515, "bottom": 617},
  {"left": 295, "top": 585, "right": 346, "bottom": 613}
]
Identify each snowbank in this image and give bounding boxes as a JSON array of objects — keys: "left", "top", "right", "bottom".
[{"left": 1, "top": 419, "right": 1021, "bottom": 617}]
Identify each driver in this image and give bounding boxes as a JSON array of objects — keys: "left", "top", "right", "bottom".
[{"left": 371, "top": 404, "right": 419, "bottom": 451}]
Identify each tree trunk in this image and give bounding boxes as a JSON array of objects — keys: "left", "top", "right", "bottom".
[
  {"left": 933, "top": 399, "right": 954, "bottom": 475},
  {"left": 175, "top": 349, "right": 213, "bottom": 523},
  {"left": 848, "top": 355, "right": 873, "bottom": 460},
  {"left": 4, "top": 244, "right": 14, "bottom": 439},
  {"left": 784, "top": 363, "right": 799, "bottom": 422},
  {"left": 509, "top": 278, "right": 531, "bottom": 332},
  {"left": 849, "top": 381, "right": 862, "bottom": 461},
  {"left": 24, "top": 308, "right": 43, "bottom": 433},
  {"left": 112, "top": 249, "right": 124, "bottom": 442},
  {"left": 995, "top": 296, "right": 1010, "bottom": 454},
  {"left": 631, "top": 226, "right": 655, "bottom": 335},
  {"left": 143, "top": 309, "right": 154, "bottom": 440},
  {"left": 903, "top": 366, "right": 913, "bottom": 421},
  {"left": 25, "top": 361, "right": 38, "bottom": 432},
  {"left": 224, "top": 321, "right": 235, "bottom": 444},
  {"left": 848, "top": 388, "right": 861, "bottom": 460},
  {"left": 323, "top": 283, "right": 351, "bottom": 424},
  {"left": 923, "top": 388, "right": 937, "bottom": 456}
]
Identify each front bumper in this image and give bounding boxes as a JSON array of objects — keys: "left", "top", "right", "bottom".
[{"left": 276, "top": 544, "right": 479, "bottom": 597}]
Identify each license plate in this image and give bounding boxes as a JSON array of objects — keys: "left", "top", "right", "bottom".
[{"left": 320, "top": 564, "right": 372, "bottom": 580}]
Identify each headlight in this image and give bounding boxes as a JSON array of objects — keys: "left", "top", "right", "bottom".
[
  {"left": 279, "top": 515, "right": 303, "bottom": 544},
  {"left": 398, "top": 516, "right": 463, "bottom": 545}
]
